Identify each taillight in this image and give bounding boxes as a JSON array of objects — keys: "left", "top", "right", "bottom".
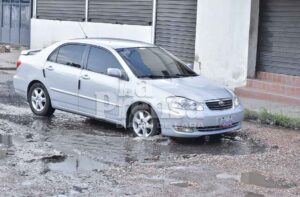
[{"left": 16, "top": 60, "right": 22, "bottom": 69}]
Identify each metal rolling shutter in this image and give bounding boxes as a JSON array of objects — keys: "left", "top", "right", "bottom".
[
  {"left": 88, "top": 0, "right": 153, "bottom": 26},
  {"left": 36, "top": 0, "right": 85, "bottom": 21},
  {"left": 257, "top": 0, "right": 300, "bottom": 76},
  {"left": 155, "top": 0, "right": 197, "bottom": 63}
]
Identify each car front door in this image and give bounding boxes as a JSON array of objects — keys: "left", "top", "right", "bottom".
[
  {"left": 78, "top": 46, "right": 128, "bottom": 123},
  {"left": 44, "top": 44, "right": 87, "bottom": 112}
]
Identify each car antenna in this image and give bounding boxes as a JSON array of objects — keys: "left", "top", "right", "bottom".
[{"left": 78, "top": 23, "right": 88, "bottom": 38}]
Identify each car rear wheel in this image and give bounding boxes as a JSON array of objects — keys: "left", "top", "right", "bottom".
[
  {"left": 28, "top": 83, "right": 55, "bottom": 116},
  {"left": 129, "top": 105, "right": 160, "bottom": 137}
]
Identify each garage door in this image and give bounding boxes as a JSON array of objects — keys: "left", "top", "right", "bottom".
[
  {"left": 155, "top": 0, "right": 197, "bottom": 64},
  {"left": 88, "top": 0, "right": 153, "bottom": 26},
  {"left": 257, "top": 0, "right": 300, "bottom": 76},
  {"left": 0, "top": 0, "right": 31, "bottom": 46}
]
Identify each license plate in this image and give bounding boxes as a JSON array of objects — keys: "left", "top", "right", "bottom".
[{"left": 219, "top": 116, "right": 233, "bottom": 128}]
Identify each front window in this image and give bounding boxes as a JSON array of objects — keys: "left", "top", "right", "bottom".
[
  {"left": 86, "top": 46, "right": 123, "bottom": 75},
  {"left": 116, "top": 47, "right": 197, "bottom": 79}
]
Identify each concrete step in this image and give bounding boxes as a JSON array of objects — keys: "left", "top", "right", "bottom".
[
  {"left": 257, "top": 71, "right": 300, "bottom": 86},
  {"left": 235, "top": 87, "right": 300, "bottom": 105},
  {"left": 247, "top": 79, "right": 300, "bottom": 96}
]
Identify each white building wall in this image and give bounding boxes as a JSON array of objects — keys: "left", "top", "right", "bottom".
[
  {"left": 31, "top": 1, "right": 255, "bottom": 88},
  {"left": 195, "top": 0, "right": 252, "bottom": 88},
  {"left": 30, "top": 19, "right": 152, "bottom": 49}
]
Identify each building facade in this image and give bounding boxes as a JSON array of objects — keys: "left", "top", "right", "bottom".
[{"left": 1, "top": 0, "right": 300, "bottom": 91}]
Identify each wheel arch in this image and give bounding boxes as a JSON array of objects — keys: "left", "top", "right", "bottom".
[
  {"left": 27, "top": 80, "right": 45, "bottom": 101},
  {"left": 125, "top": 101, "right": 161, "bottom": 131}
]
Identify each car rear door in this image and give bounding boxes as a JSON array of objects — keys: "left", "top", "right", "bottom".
[
  {"left": 44, "top": 44, "right": 87, "bottom": 112},
  {"left": 78, "top": 46, "right": 128, "bottom": 123}
]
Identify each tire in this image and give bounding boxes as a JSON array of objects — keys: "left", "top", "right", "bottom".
[
  {"left": 28, "top": 82, "right": 55, "bottom": 117},
  {"left": 128, "top": 104, "right": 160, "bottom": 137}
]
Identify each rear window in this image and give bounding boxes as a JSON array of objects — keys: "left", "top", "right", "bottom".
[
  {"left": 56, "top": 44, "right": 86, "bottom": 68},
  {"left": 48, "top": 49, "right": 58, "bottom": 62}
]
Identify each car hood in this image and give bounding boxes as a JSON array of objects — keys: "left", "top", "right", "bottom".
[{"left": 146, "top": 76, "right": 232, "bottom": 102}]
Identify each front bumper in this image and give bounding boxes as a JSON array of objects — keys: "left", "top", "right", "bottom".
[{"left": 158, "top": 105, "right": 244, "bottom": 138}]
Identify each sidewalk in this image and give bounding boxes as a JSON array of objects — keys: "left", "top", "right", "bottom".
[
  {"left": 0, "top": 47, "right": 21, "bottom": 70},
  {"left": 241, "top": 97, "right": 300, "bottom": 118}
]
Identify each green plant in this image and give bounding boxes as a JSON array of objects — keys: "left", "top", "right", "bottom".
[{"left": 244, "top": 108, "right": 300, "bottom": 130}]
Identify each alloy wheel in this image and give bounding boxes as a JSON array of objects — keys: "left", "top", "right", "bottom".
[
  {"left": 132, "top": 110, "right": 154, "bottom": 137},
  {"left": 31, "top": 87, "right": 46, "bottom": 112}
]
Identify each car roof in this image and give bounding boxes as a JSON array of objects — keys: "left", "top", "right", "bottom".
[{"left": 67, "top": 38, "right": 156, "bottom": 49}]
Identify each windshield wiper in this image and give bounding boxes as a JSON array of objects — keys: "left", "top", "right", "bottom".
[
  {"left": 138, "top": 74, "right": 197, "bottom": 79},
  {"left": 138, "top": 75, "right": 171, "bottom": 79},
  {"left": 175, "top": 74, "right": 198, "bottom": 77}
]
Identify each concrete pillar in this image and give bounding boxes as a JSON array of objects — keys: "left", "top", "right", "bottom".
[
  {"left": 32, "top": 0, "right": 37, "bottom": 18},
  {"left": 194, "top": 0, "right": 252, "bottom": 88},
  {"left": 247, "top": 0, "right": 260, "bottom": 79}
]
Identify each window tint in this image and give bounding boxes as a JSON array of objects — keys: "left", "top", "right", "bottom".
[
  {"left": 48, "top": 49, "right": 58, "bottom": 62},
  {"left": 117, "top": 47, "right": 197, "bottom": 79},
  {"left": 87, "top": 47, "right": 123, "bottom": 74},
  {"left": 56, "top": 44, "right": 85, "bottom": 68}
]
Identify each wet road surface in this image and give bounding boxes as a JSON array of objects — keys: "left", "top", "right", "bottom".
[{"left": 0, "top": 71, "right": 299, "bottom": 196}]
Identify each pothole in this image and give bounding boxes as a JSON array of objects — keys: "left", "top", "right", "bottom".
[
  {"left": 0, "top": 134, "right": 12, "bottom": 147},
  {"left": 48, "top": 155, "right": 105, "bottom": 175},
  {"left": 0, "top": 134, "right": 13, "bottom": 159},
  {"left": 241, "top": 171, "right": 296, "bottom": 189},
  {"left": 167, "top": 133, "right": 267, "bottom": 155},
  {"left": 245, "top": 192, "right": 265, "bottom": 197},
  {"left": 217, "top": 171, "right": 296, "bottom": 189}
]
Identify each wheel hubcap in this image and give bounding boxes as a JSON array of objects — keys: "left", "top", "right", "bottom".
[
  {"left": 133, "top": 110, "right": 154, "bottom": 137},
  {"left": 31, "top": 88, "right": 46, "bottom": 112}
]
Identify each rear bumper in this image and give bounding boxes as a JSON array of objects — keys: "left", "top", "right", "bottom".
[
  {"left": 159, "top": 105, "right": 244, "bottom": 138},
  {"left": 13, "top": 74, "right": 27, "bottom": 99}
]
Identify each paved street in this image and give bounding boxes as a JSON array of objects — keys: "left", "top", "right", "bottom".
[{"left": 0, "top": 71, "right": 299, "bottom": 196}]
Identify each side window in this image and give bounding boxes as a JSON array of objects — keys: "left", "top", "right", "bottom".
[
  {"left": 87, "top": 47, "right": 123, "bottom": 74},
  {"left": 48, "top": 49, "right": 58, "bottom": 62},
  {"left": 56, "top": 44, "right": 86, "bottom": 68}
]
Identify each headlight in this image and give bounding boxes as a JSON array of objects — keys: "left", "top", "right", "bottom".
[
  {"left": 167, "top": 97, "right": 204, "bottom": 111},
  {"left": 234, "top": 96, "right": 240, "bottom": 107},
  {"left": 226, "top": 88, "right": 240, "bottom": 107}
]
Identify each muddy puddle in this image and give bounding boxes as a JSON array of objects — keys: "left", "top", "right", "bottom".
[
  {"left": 245, "top": 192, "right": 265, "bottom": 197},
  {"left": 0, "top": 134, "right": 13, "bottom": 159},
  {"left": 44, "top": 117, "right": 266, "bottom": 174},
  {"left": 0, "top": 81, "right": 27, "bottom": 106},
  {"left": 241, "top": 171, "right": 295, "bottom": 189},
  {"left": 0, "top": 134, "right": 12, "bottom": 147},
  {"left": 217, "top": 171, "right": 296, "bottom": 192},
  {"left": 48, "top": 155, "right": 105, "bottom": 174},
  {"left": 0, "top": 109, "right": 267, "bottom": 174}
]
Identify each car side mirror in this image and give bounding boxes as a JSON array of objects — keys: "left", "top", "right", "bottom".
[{"left": 107, "top": 68, "right": 123, "bottom": 79}]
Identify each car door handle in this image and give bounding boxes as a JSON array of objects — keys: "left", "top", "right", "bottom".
[
  {"left": 46, "top": 65, "right": 54, "bottom": 71},
  {"left": 81, "top": 74, "right": 90, "bottom": 80}
]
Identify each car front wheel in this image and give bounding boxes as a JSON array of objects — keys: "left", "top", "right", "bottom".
[
  {"left": 129, "top": 105, "right": 160, "bottom": 137},
  {"left": 28, "top": 83, "right": 55, "bottom": 116}
]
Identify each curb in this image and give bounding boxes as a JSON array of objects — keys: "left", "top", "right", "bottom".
[{"left": 0, "top": 67, "right": 16, "bottom": 70}]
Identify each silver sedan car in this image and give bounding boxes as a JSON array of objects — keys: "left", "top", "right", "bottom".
[{"left": 13, "top": 38, "right": 244, "bottom": 138}]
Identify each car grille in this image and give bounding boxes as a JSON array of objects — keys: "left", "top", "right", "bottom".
[
  {"left": 206, "top": 99, "right": 233, "bottom": 110},
  {"left": 197, "top": 122, "right": 239, "bottom": 132}
]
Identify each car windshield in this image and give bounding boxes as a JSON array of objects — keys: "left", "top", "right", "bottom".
[{"left": 116, "top": 47, "right": 198, "bottom": 79}]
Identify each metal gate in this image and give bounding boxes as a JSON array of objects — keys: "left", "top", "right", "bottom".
[
  {"left": 257, "top": 0, "right": 300, "bottom": 76},
  {"left": 155, "top": 0, "right": 197, "bottom": 63},
  {"left": 0, "top": 0, "right": 31, "bottom": 46}
]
